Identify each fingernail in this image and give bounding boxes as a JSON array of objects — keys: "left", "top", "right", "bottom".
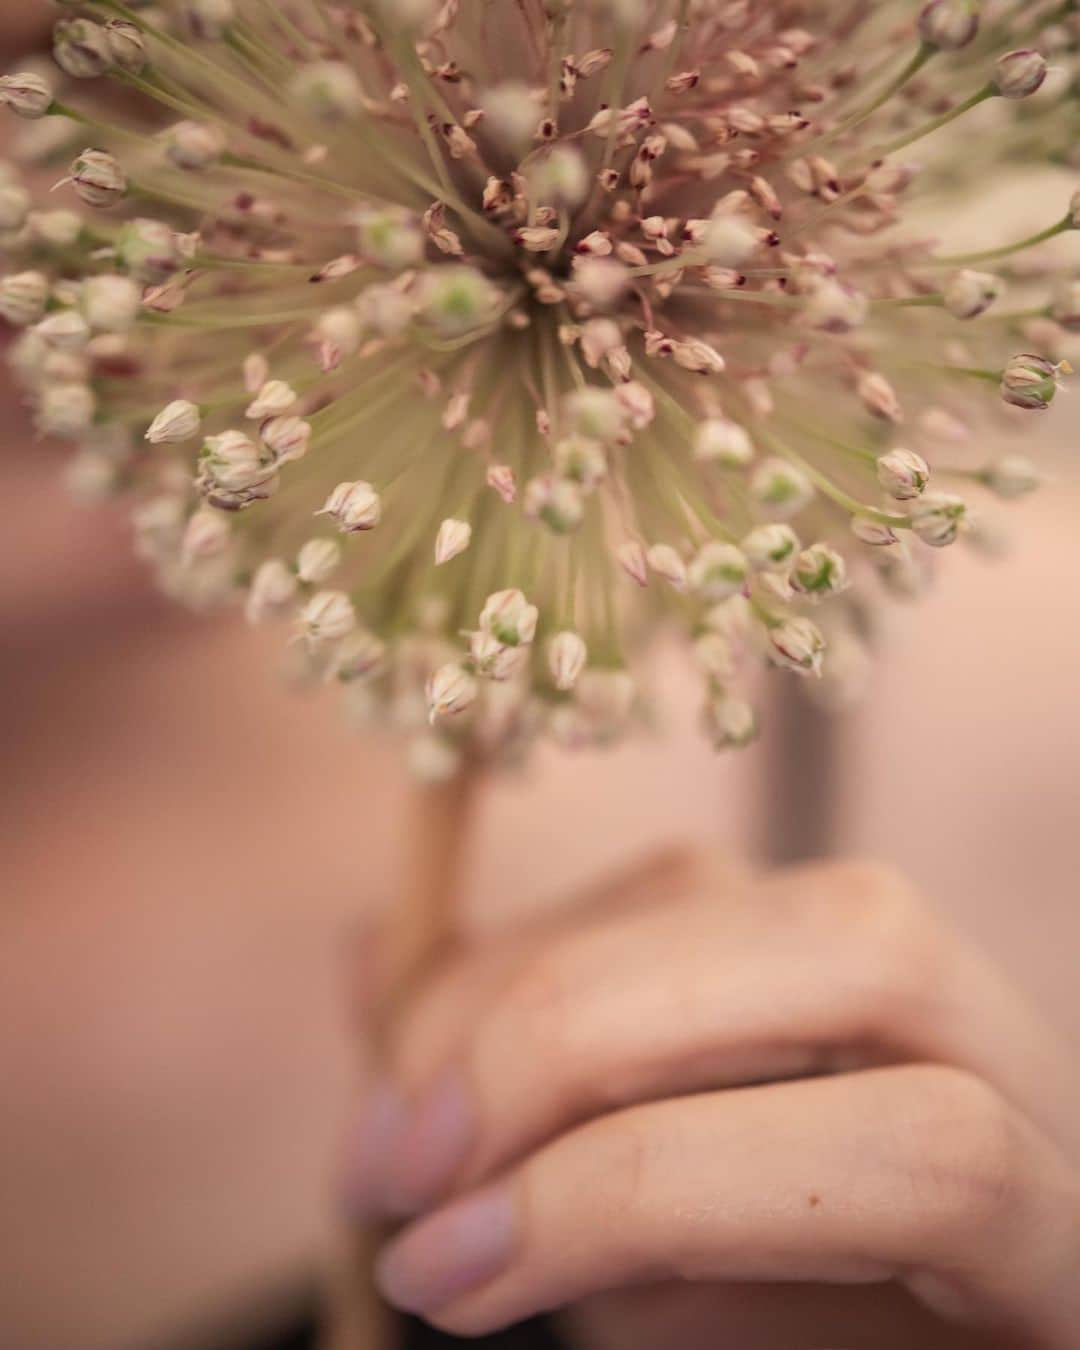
[
  {"left": 375, "top": 1183, "right": 517, "bottom": 1316},
  {"left": 380, "top": 1069, "right": 477, "bottom": 1215},
  {"left": 342, "top": 1081, "right": 406, "bottom": 1217}
]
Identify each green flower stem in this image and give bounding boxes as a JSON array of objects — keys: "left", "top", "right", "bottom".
[
  {"left": 865, "top": 83, "right": 995, "bottom": 161},
  {"left": 923, "top": 216, "right": 1071, "bottom": 267},
  {"left": 806, "top": 42, "right": 935, "bottom": 152},
  {"left": 755, "top": 425, "right": 910, "bottom": 528}
]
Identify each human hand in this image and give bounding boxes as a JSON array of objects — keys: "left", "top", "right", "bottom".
[{"left": 345, "top": 852, "right": 1080, "bottom": 1348}]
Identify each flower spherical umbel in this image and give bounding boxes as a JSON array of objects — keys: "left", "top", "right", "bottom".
[{"left": 0, "top": 0, "right": 1075, "bottom": 769}]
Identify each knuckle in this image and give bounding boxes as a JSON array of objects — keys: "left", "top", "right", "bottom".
[
  {"left": 761, "top": 858, "right": 920, "bottom": 933},
  {"left": 575, "top": 1109, "right": 665, "bottom": 1226},
  {"left": 831, "top": 863, "right": 948, "bottom": 1035},
  {"left": 497, "top": 941, "right": 591, "bottom": 1071},
  {"left": 826, "top": 858, "right": 919, "bottom": 919},
  {"left": 889, "top": 1066, "right": 1024, "bottom": 1250}
]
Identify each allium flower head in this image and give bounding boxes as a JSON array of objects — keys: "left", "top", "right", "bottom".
[{"left": 2, "top": 0, "right": 1077, "bottom": 766}]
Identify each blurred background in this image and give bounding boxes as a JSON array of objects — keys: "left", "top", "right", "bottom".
[{"left": 2, "top": 6, "right": 1078, "bottom": 1349}]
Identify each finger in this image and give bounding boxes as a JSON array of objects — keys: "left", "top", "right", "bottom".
[
  {"left": 344, "top": 847, "right": 731, "bottom": 1212},
  {"left": 375, "top": 861, "right": 1079, "bottom": 1210},
  {"left": 382, "top": 844, "right": 730, "bottom": 1074},
  {"left": 375, "top": 1065, "right": 1080, "bottom": 1341},
  {"left": 562, "top": 1279, "right": 1010, "bottom": 1350}
]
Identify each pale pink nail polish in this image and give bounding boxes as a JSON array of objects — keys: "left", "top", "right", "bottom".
[
  {"left": 375, "top": 1183, "right": 517, "bottom": 1315},
  {"left": 380, "top": 1069, "right": 477, "bottom": 1215},
  {"left": 342, "top": 1081, "right": 406, "bottom": 1216}
]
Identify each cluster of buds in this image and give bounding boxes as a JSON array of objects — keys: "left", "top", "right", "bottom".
[{"left": 0, "top": 0, "right": 1075, "bottom": 774}]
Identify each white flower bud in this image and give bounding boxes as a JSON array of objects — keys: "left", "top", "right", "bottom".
[
  {"left": 246, "top": 559, "right": 297, "bottom": 623},
  {"left": 943, "top": 269, "right": 1002, "bottom": 319},
  {"left": 469, "top": 630, "right": 527, "bottom": 681},
  {"left": 64, "top": 448, "right": 121, "bottom": 502},
  {"left": 918, "top": 0, "right": 978, "bottom": 50},
  {"left": 515, "top": 225, "right": 561, "bottom": 253},
  {"left": 570, "top": 256, "right": 630, "bottom": 310},
  {"left": 201, "top": 429, "right": 274, "bottom": 491},
  {"left": 298, "top": 589, "right": 356, "bottom": 644},
  {"left": 0, "top": 72, "right": 54, "bottom": 119},
  {"left": 548, "top": 631, "right": 587, "bottom": 691},
  {"left": 0, "top": 270, "right": 49, "bottom": 326},
  {"left": 909, "top": 491, "right": 967, "bottom": 546},
  {"left": 687, "top": 542, "right": 749, "bottom": 601},
  {"left": 483, "top": 82, "right": 541, "bottom": 151},
  {"left": 791, "top": 543, "right": 848, "bottom": 598},
  {"left": 857, "top": 370, "right": 903, "bottom": 423},
  {"left": 768, "top": 615, "right": 826, "bottom": 676},
  {"left": 694, "top": 418, "right": 754, "bottom": 466},
  {"left": 355, "top": 207, "right": 425, "bottom": 270},
  {"left": 851, "top": 518, "right": 899, "bottom": 546},
  {"left": 646, "top": 543, "right": 688, "bottom": 590},
  {"left": 614, "top": 381, "right": 655, "bottom": 430},
  {"left": 54, "top": 19, "right": 113, "bottom": 80},
  {"left": 246, "top": 380, "right": 297, "bottom": 420},
  {"left": 314, "top": 306, "right": 362, "bottom": 369},
  {"left": 116, "top": 218, "right": 183, "bottom": 284},
  {"left": 1000, "top": 353, "right": 1066, "bottom": 410},
  {"left": 616, "top": 539, "right": 649, "bottom": 587},
  {"left": 420, "top": 266, "right": 498, "bottom": 335},
  {"left": 693, "top": 631, "right": 736, "bottom": 681},
  {"left": 356, "top": 283, "right": 413, "bottom": 338},
  {"left": 81, "top": 274, "right": 140, "bottom": 332},
  {"left": 0, "top": 183, "right": 31, "bottom": 232},
  {"left": 318, "top": 480, "right": 382, "bottom": 532},
  {"left": 290, "top": 62, "right": 363, "bottom": 121},
  {"left": 1050, "top": 280, "right": 1080, "bottom": 331},
  {"left": 35, "top": 309, "right": 90, "bottom": 349},
  {"left": 877, "top": 447, "right": 930, "bottom": 500},
  {"left": 554, "top": 434, "right": 607, "bottom": 488},
  {"left": 105, "top": 20, "right": 148, "bottom": 74},
  {"left": 993, "top": 49, "right": 1047, "bottom": 100},
  {"left": 146, "top": 400, "right": 201, "bottom": 444},
  {"left": 579, "top": 317, "right": 623, "bottom": 370},
  {"left": 296, "top": 537, "right": 342, "bottom": 584},
  {"left": 186, "top": 0, "right": 235, "bottom": 40},
  {"left": 486, "top": 464, "right": 517, "bottom": 503},
  {"left": 435, "top": 517, "right": 472, "bottom": 565},
  {"left": 27, "top": 210, "right": 82, "bottom": 250},
  {"left": 480, "top": 589, "right": 538, "bottom": 646},
  {"left": 530, "top": 145, "right": 589, "bottom": 207},
  {"left": 182, "top": 507, "right": 231, "bottom": 566},
  {"left": 983, "top": 455, "right": 1040, "bottom": 499},
  {"left": 334, "top": 629, "right": 386, "bottom": 682},
  {"left": 741, "top": 523, "right": 800, "bottom": 568},
  {"left": 566, "top": 392, "right": 624, "bottom": 447},
  {"left": 672, "top": 337, "right": 726, "bottom": 375},
  {"left": 164, "top": 120, "right": 227, "bottom": 170},
  {"left": 37, "top": 382, "right": 95, "bottom": 438},
  {"left": 427, "top": 663, "right": 478, "bottom": 722},
  {"left": 523, "top": 475, "right": 585, "bottom": 533},
  {"left": 67, "top": 148, "right": 126, "bottom": 208},
  {"left": 700, "top": 215, "right": 759, "bottom": 267},
  {"left": 801, "top": 279, "right": 868, "bottom": 332},
  {"left": 704, "top": 695, "right": 758, "bottom": 750},
  {"left": 750, "top": 458, "right": 814, "bottom": 518},
  {"left": 132, "top": 494, "right": 185, "bottom": 560}
]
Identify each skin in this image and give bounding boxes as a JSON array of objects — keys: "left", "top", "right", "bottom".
[{"left": 352, "top": 852, "right": 1080, "bottom": 1349}]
